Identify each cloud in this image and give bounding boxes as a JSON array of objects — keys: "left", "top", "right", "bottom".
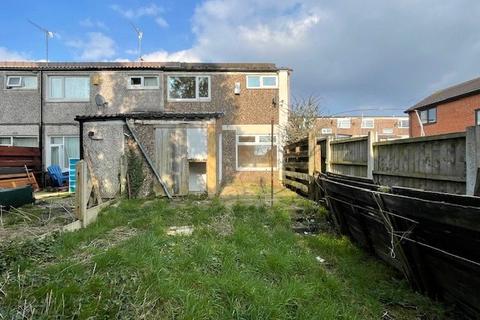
[
  {"left": 0, "top": 47, "right": 28, "bottom": 61},
  {"left": 111, "top": 3, "right": 168, "bottom": 27},
  {"left": 142, "top": 49, "right": 200, "bottom": 62},
  {"left": 80, "top": 18, "right": 108, "bottom": 30},
  {"left": 66, "top": 32, "right": 116, "bottom": 60},
  {"left": 154, "top": 0, "right": 480, "bottom": 113}
]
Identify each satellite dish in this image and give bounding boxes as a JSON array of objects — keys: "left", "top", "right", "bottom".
[{"left": 95, "top": 94, "right": 108, "bottom": 108}]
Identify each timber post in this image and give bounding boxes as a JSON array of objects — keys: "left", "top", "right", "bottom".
[
  {"left": 466, "top": 125, "right": 480, "bottom": 195},
  {"left": 367, "top": 131, "right": 377, "bottom": 180},
  {"left": 207, "top": 122, "right": 218, "bottom": 197}
]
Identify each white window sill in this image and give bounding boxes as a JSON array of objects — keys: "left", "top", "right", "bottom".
[
  {"left": 236, "top": 167, "right": 278, "bottom": 172},
  {"left": 167, "top": 98, "right": 211, "bottom": 102}
]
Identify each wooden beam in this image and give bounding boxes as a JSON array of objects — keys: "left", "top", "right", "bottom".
[{"left": 207, "top": 123, "right": 217, "bottom": 196}]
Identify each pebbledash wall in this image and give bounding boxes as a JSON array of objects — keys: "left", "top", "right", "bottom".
[
  {"left": 0, "top": 62, "right": 290, "bottom": 189},
  {"left": 408, "top": 93, "right": 480, "bottom": 137}
]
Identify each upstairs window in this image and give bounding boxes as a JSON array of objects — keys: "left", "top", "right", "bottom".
[
  {"left": 361, "top": 118, "right": 374, "bottom": 129},
  {"left": 128, "top": 76, "right": 159, "bottom": 89},
  {"left": 398, "top": 119, "right": 409, "bottom": 128},
  {"left": 420, "top": 107, "right": 436, "bottom": 124},
  {"left": 168, "top": 76, "right": 210, "bottom": 101},
  {"left": 6, "top": 76, "right": 38, "bottom": 89},
  {"left": 337, "top": 118, "right": 351, "bottom": 129},
  {"left": 246, "top": 75, "right": 278, "bottom": 89},
  {"left": 383, "top": 128, "right": 394, "bottom": 134},
  {"left": 48, "top": 76, "right": 90, "bottom": 101}
]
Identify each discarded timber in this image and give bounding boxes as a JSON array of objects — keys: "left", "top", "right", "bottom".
[{"left": 321, "top": 174, "right": 480, "bottom": 319}]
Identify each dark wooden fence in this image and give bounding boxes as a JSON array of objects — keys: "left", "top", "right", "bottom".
[
  {"left": 0, "top": 146, "right": 41, "bottom": 171},
  {"left": 282, "top": 130, "right": 480, "bottom": 318},
  {"left": 321, "top": 173, "right": 480, "bottom": 318}
]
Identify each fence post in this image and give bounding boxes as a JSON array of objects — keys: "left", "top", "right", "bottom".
[
  {"left": 466, "top": 126, "right": 480, "bottom": 195},
  {"left": 308, "top": 131, "right": 317, "bottom": 176},
  {"left": 367, "top": 131, "right": 377, "bottom": 180},
  {"left": 75, "top": 160, "right": 87, "bottom": 225},
  {"left": 325, "top": 136, "right": 332, "bottom": 173}
]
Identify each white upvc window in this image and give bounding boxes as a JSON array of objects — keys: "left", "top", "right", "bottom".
[
  {"left": 246, "top": 75, "right": 278, "bottom": 89},
  {"left": 0, "top": 136, "right": 38, "bottom": 147},
  {"left": 361, "top": 118, "right": 374, "bottom": 129},
  {"left": 383, "top": 128, "right": 394, "bottom": 134},
  {"left": 321, "top": 128, "right": 333, "bottom": 134},
  {"left": 128, "top": 75, "right": 160, "bottom": 89},
  {"left": 6, "top": 75, "right": 38, "bottom": 89},
  {"left": 167, "top": 75, "right": 210, "bottom": 101},
  {"left": 47, "top": 76, "right": 90, "bottom": 102},
  {"left": 47, "top": 136, "right": 80, "bottom": 171},
  {"left": 398, "top": 119, "right": 409, "bottom": 128},
  {"left": 337, "top": 118, "right": 351, "bottom": 129},
  {"left": 236, "top": 134, "right": 278, "bottom": 171}
]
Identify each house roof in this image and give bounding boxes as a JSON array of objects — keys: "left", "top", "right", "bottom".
[
  {"left": 406, "top": 76, "right": 480, "bottom": 112},
  {"left": 0, "top": 61, "right": 286, "bottom": 72},
  {"left": 75, "top": 111, "right": 224, "bottom": 122}
]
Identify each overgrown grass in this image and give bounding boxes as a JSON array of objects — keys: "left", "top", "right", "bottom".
[{"left": 0, "top": 196, "right": 445, "bottom": 319}]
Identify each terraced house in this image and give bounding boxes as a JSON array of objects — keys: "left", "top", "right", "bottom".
[{"left": 0, "top": 62, "right": 290, "bottom": 195}]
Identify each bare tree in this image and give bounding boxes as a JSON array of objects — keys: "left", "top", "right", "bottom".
[{"left": 283, "top": 96, "right": 324, "bottom": 143}]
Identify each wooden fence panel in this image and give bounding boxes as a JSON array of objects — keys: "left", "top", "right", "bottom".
[
  {"left": 283, "top": 138, "right": 310, "bottom": 195},
  {"left": 373, "top": 132, "right": 466, "bottom": 194},
  {"left": 329, "top": 137, "right": 368, "bottom": 177}
]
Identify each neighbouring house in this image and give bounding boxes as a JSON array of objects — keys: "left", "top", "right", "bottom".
[
  {"left": 406, "top": 76, "right": 480, "bottom": 137},
  {"left": 316, "top": 116, "right": 409, "bottom": 140},
  {"left": 0, "top": 62, "right": 290, "bottom": 196}
]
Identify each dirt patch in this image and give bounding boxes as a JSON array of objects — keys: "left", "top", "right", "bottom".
[
  {"left": 208, "top": 211, "right": 234, "bottom": 236},
  {"left": 291, "top": 206, "right": 332, "bottom": 235}
]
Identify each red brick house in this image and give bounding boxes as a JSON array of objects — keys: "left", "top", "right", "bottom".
[{"left": 406, "top": 77, "right": 480, "bottom": 137}]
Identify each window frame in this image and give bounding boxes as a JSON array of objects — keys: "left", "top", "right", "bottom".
[
  {"left": 236, "top": 134, "right": 278, "bottom": 171},
  {"left": 398, "top": 119, "right": 409, "bottom": 128},
  {"left": 5, "top": 75, "right": 38, "bottom": 90},
  {"left": 127, "top": 75, "right": 160, "bottom": 90},
  {"left": 420, "top": 107, "right": 437, "bottom": 125},
  {"left": 0, "top": 136, "right": 38, "bottom": 147},
  {"left": 47, "top": 135, "right": 80, "bottom": 171},
  {"left": 47, "top": 75, "right": 90, "bottom": 102},
  {"left": 337, "top": 118, "right": 351, "bottom": 129},
  {"left": 361, "top": 118, "right": 375, "bottom": 129},
  {"left": 246, "top": 75, "right": 279, "bottom": 89},
  {"left": 167, "top": 75, "right": 211, "bottom": 102},
  {"left": 476, "top": 109, "right": 480, "bottom": 126},
  {"left": 321, "top": 128, "right": 333, "bottom": 134}
]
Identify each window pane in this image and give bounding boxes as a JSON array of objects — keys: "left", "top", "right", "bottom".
[
  {"left": 238, "top": 136, "right": 256, "bottom": 143},
  {"left": 130, "top": 77, "right": 142, "bottom": 86},
  {"left": 13, "top": 137, "right": 38, "bottom": 147},
  {"left": 198, "top": 77, "right": 209, "bottom": 98},
  {"left": 169, "top": 77, "right": 196, "bottom": 99},
  {"left": 22, "top": 76, "right": 37, "bottom": 89},
  {"left": 420, "top": 110, "right": 428, "bottom": 123},
  {"left": 0, "top": 137, "right": 12, "bottom": 146},
  {"left": 247, "top": 76, "right": 261, "bottom": 88},
  {"left": 262, "top": 76, "right": 277, "bottom": 87},
  {"left": 238, "top": 145, "right": 277, "bottom": 168},
  {"left": 51, "top": 146, "right": 61, "bottom": 167},
  {"left": 50, "top": 77, "right": 63, "bottom": 99},
  {"left": 259, "top": 135, "right": 276, "bottom": 143},
  {"left": 65, "top": 77, "right": 89, "bottom": 100},
  {"left": 337, "top": 119, "right": 351, "bottom": 128},
  {"left": 64, "top": 137, "right": 80, "bottom": 168},
  {"left": 361, "top": 119, "right": 374, "bottom": 128},
  {"left": 51, "top": 137, "right": 63, "bottom": 144},
  {"left": 144, "top": 76, "right": 158, "bottom": 87},
  {"left": 477, "top": 110, "right": 480, "bottom": 125},
  {"left": 428, "top": 108, "right": 436, "bottom": 122},
  {"left": 7, "top": 76, "right": 21, "bottom": 86}
]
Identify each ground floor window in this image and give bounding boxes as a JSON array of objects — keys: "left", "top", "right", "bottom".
[
  {"left": 236, "top": 134, "right": 277, "bottom": 170},
  {"left": 48, "top": 136, "right": 80, "bottom": 171},
  {"left": 0, "top": 136, "right": 38, "bottom": 147}
]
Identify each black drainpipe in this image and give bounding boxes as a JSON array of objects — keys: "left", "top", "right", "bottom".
[
  {"left": 39, "top": 70, "right": 45, "bottom": 186},
  {"left": 79, "top": 120, "right": 84, "bottom": 160}
]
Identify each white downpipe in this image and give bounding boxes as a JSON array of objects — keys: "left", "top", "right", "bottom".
[{"left": 414, "top": 110, "right": 425, "bottom": 137}]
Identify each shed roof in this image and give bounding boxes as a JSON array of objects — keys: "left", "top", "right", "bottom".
[
  {"left": 75, "top": 112, "right": 224, "bottom": 122},
  {"left": 0, "top": 61, "right": 286, "bottom": 72},
  {"left": 406, "top": 76, "right": 480, "bottom": 112}
]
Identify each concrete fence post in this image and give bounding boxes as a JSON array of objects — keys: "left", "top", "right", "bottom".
[
  {"left": 75, "top": 160, "right": 88, "bottom": 224},
  {"left": 367, "top": 131, "right": 377, "bottom": 180},
  {"left": 466, "top": 126, "right": 480, "bottom": 195},
  {"left": 325, "top": 136, "right": 332, "bottom": 173}
]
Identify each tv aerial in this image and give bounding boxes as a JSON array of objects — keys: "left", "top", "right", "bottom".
[
  {"left": 28, "top": 19, "right": 55, "bottom": 63},
  {"left": 130, "top": 22, "right": 144, "bottom": 61}
]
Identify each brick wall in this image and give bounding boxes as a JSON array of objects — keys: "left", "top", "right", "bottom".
[
  {"left": 316, "top": 117, "right": 409, "bottom": 139},
  {"left": 409, "top": 93, "right": 480, "bottom": 137}
]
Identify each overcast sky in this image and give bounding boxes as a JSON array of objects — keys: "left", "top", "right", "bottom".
[{"left": 1, "top": 0, "right": 480, "bottom": 115}]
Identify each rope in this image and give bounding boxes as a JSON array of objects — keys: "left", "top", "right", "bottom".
[{"left": 372, "top": 193, "right": 396, "bottom": 259}]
